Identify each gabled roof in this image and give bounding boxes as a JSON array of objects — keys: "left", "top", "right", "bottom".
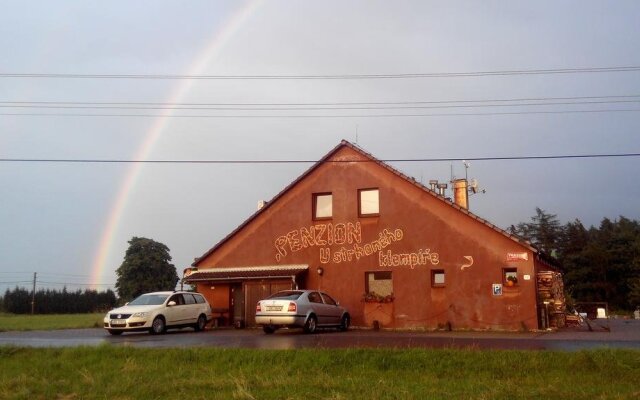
[{"left": 193, "top": 140, "right": 547, "bottom": 267}]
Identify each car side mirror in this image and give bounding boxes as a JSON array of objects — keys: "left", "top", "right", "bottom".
[{"left": 168, "top": 301, "right": 177, "bottom": 307}]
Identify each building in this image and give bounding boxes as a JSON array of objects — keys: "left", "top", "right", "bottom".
[{"left": 184, "top": 140, "right": 564, "bottom": 331}]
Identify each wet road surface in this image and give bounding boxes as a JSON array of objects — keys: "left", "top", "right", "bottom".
[{"left": 1, "top": 319, "right": 638, "bottom": 350}]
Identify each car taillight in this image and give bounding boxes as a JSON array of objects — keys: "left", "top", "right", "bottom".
[
  {"left": 287, "top": 302, "right": 297, "bottom": 312},
  {"left": 256, "top": 303, "right": 262, "bottom": 312}
]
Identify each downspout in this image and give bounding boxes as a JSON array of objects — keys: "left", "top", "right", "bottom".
[{"left": 533, "top": 251, "right": 543, "bottom": 330}]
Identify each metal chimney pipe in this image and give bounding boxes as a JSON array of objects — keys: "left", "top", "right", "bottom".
[{"left": 437, "top": 183, "right": 448, "bottom": 196}]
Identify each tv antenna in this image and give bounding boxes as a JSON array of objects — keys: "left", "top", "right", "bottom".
[{"left": 462, "top": 160, "right": 486, "bottom": 196}]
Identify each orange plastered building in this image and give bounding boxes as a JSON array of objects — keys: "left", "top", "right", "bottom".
[{"left": 184, "top": 140, "right": 562, "bottom": 331}]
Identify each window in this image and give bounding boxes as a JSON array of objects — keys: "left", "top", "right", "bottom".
[
  {"left": 183, "top": 294, "right": 196, "bottom": 304},
  {"left": 320, "top": 292, "right": 337, "bottom": 306},
  {"left": 169, "top": 294, "right": 185, "bottom": 305},
  {"left": 365, "top": 271, "right": 393, "bottom": 297},
  {"left": 193, "top": 294, "right": 206, "bottom": 304},
  {"left": 431, "top": 269, "right": 445, "bottom": 287},
  {"left": 503, "top": 268, "right": 518, "bottom": 286},
  {"left": 308, "top": 291, "right": 323, "bottom": 304},
  {"left": 313, "top": 193, "right": 332, "bottom": 219},
  {"left": 359, "top": 188, "right": 379, "bottom": 216},
  {"left": 267, "top": 291, "right": 303, "bottom": 300}
]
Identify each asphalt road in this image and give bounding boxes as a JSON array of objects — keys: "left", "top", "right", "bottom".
[{"left": 1, "top": 319, "right": 639, "bottom": 350}]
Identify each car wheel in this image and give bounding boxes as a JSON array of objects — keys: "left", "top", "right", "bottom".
[
  {"left": 303, "top": 315, "right": 317, "bottom": 334},
  {"left": 150, "top": 316, "right": 166, "bottom": 334},
  {"left": 194, "top": 315, "right": 207, "bottom": 332},
  {"left": 108, "top": 330, "right": 123, "bottom": 336},
  {"left": 339, "top": 314, "right": 350, "bottom": 332},
  {"left": 262, "top": 325, "right": 276, "bottom": 334}
]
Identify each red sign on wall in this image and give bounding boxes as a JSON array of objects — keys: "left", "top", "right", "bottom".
[{"left": 506, "top": 252, "right": 528, "bottom": 262}]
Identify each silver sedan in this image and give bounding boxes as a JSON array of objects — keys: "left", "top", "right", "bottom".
[{"left": 255, "top": 290, "right": 350, "bottom": 334}]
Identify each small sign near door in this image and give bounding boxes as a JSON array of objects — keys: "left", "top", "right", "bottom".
[{"left": 492, "top": 284, "right": 503, "bottom": 296}]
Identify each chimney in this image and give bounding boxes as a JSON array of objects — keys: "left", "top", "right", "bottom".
[
  {"left": 453, "top": 179, "right": 469, "bottom": 209},
  {"left": 428, "top": 180, "right": 438, "bottom": 191},
  {"left": 437, "top": 183, "right": 448, "bottom": 197}
]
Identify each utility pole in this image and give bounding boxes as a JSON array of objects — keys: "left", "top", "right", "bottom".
[{"left": 31, "top": 272, "right": 36, "bottom": 314}]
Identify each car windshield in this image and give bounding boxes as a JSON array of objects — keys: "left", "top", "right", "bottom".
[
  {"left": 128, "top": 294, "right": 169, "bottom": 306},
  {"left": 266, "top": 291, "right": 303, "bottom": 300}
]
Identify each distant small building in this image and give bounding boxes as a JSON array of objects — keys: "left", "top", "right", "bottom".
[{"left": 184, "top": 140, "right": 564, "bottom": 330}]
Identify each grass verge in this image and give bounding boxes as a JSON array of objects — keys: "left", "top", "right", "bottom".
[
  {"left": 0, "top": 346, "right": 638, "bottom": 399},
  {"left": 0, "top": 313, "right": 104, "bottom": 332}
]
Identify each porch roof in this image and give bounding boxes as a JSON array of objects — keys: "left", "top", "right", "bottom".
[{"left": 183, "top": 264, "right": 308, "bottom": 283}]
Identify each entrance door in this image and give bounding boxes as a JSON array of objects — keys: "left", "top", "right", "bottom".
[{"left": 230, "top": 284, "right": 245, "bottom": 327}]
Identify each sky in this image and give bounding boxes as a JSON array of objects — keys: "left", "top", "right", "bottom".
[{"left": 1, "top": 0, "right": 639, "bottom": 294}]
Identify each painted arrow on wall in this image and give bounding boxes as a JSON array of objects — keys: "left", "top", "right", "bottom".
[{"left": 461, "top": 256, "right": 474, "bottom": 270}]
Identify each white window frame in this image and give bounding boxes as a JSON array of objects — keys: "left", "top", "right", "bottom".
[
  {"left": 359, "top": 188, "right": 380, "bottom": 216},
  {"left": 313, "top": 193, "right": 333, "bottom": 220}
]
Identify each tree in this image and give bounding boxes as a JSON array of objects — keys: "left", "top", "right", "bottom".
[
  {"left": 508, "top": 207, "right": 562, "bottom": 256},
  {"left": 629, "top": 278, "right": 640, "bottom": 309},
  {"left": 115, "top": 237, "right": 178, "bottom": 302},
  {"left": 512, "top": 210, "right": 640, "bottom": 310}
]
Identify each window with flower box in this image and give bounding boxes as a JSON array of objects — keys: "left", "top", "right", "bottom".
[
  {"left": 364, "top": 271, "right": 394, "bottom": 302},
  {"left": 503, "top": 268, "right": 518, "bottom": 287}
]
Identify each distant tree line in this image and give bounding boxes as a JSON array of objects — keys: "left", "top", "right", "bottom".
[
  {"left": 0, "top": 236, "right": 179, "bottom": 315},
  {"left": 0, "top": 287, "right": 117, "bottom": 314},
  {"left": 509, "top": 208, "right": 640, "bottom": 311}
]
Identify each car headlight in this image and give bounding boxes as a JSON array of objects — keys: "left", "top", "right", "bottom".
[{"left": 132, "top": 312, "right": 149, "bottom": 318}]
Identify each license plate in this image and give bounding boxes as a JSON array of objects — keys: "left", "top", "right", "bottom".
[
  {"left": 266, "top": 306, "right": 283, "bottom": 311},
  {"left": 110, "top": 320, "right": 126, "bottom": 326}
]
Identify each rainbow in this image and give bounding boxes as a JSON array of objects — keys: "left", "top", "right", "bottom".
[{"left": 89, "top": 1, "right": 263, "bottom": 288}]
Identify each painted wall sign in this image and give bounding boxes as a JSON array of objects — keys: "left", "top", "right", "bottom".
[
  {"left": 273, "top": 221, "right": 439, "bottom": 268},
  {"left": 378, "top": 248, "right": 439, "bottom": 269},
  {"left": 506, "top": 252, "right": 529, "bottom": 262},
  {"left": 461, "top": 256, "right": 474, "bottom": 270}
]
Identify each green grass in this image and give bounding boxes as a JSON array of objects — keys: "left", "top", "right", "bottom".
[
  {"left": 0, "top": 313, "right": 104, "bottom": 332},
  {"left": 0, "top": 347, "right": 638, "bottom": 399}
]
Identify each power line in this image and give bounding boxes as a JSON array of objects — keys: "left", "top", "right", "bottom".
[
  {"left": 1, "top": 153, "right": 639, "bottom": 165},
  {"left": 2, "top": 94, "right": 640, "bottom": 107},
  {"left": 2, "top": 99, "right": 640, "bottom": 111},
  {"left": 1, "top": 272, "right": 115, "bottom": 279},
  {"left": 3, "top": 95, "right": 640, "bottom": 117},
  {"left": 1, "top": 66, "right": 640, "bottom": 80},
  {"left": 38, "top": 281, "right": 114, "bottom": 286},
  {"left": 2, "top": 108, "right": 640, "bottom": 118},
  {"left": 38, "top": 272, "right": 106, "bottom": 278}
]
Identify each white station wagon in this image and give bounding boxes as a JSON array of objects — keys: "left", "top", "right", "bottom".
[{"left": 104, "top": 291, "right": 212, "bottom": 335}]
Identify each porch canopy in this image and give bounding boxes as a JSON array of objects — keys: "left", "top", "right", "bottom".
[{"left": 183, "top": 264, "right": 308, "bottom": 284}]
